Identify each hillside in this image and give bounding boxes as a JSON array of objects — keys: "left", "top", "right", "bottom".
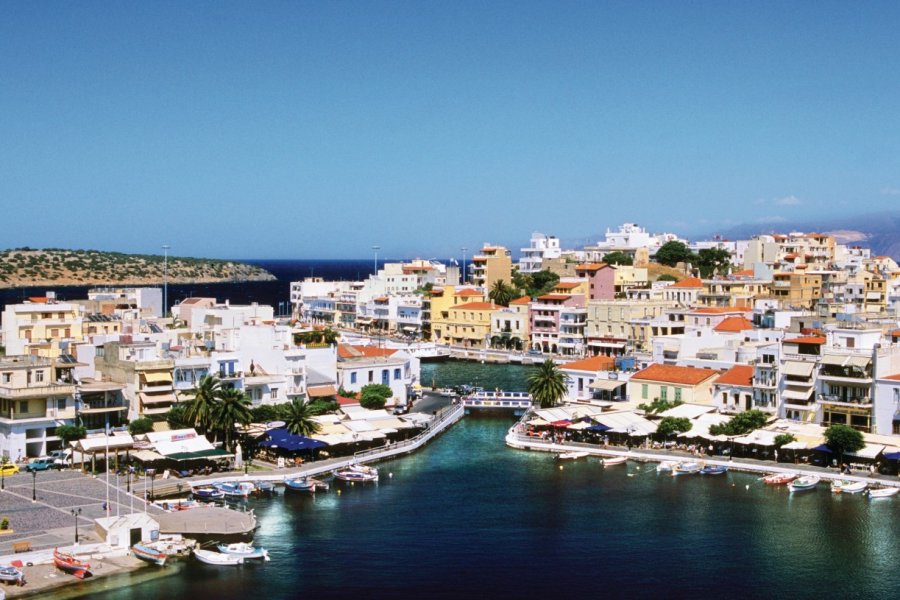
[{"left": 0, "top": 248, "right": 276, "bottom": 288}]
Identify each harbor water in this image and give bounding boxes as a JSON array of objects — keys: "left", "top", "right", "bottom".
[{"left": 59, "top": 364, "right": 898, "bottom": 599}]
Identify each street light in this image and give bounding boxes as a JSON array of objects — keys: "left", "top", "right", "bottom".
[
  {"left": 31, "top": 470, "right": 36, "bottom": 502},
  {"left": 147, "top": 468, "right": 156, "bottom": 501},
  {"left": 461, "top": 247, "right": 468, "bottom": 284},
  {"left": 71, "top": 508, "right": 82, "bottom": 545},
  {"left": 372, "top": 245, "right": 380, "bottom": 275},
  {"left": 162, "top": 244, "right": 171, "bottom": 318}
]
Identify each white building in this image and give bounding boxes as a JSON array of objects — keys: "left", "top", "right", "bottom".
[{"left": 519, "top": 232, "right": 561, "bottom": 273}]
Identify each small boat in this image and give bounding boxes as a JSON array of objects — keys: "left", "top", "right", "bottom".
[
  {"left": 839, "top": 481, "right": 868, "bottom": 494},
  {"left": 254, "top": 481, "right": 277, "bottom": 495},
  {"left": 556, "top": 451, "right": 589, "bottom": 460},
  {"left": 672, "top": 461, "right": 701, "bottom": 476},
  {"left": 334, "top": 465, "right": 379, "bottom": 483},
  {"left": 194, "top": 548, "right": 244, "bottom": 566},
  {"left": 216, "top": 542, "right": 270, "bottom": 561},
  {"left": 132, "top": 543, "right": 168, "bottom": 566},
  {"left": 867, "top": 487, "right": 899, "bottom": 499},
  {"left": 656, "top": 461, "right": 676, "bottom": 473},
  {"left": 192, "top": 485, "right": 225, "bottom": 501},
  {"left": 214, "top": 481, "right": 256, "bottom": 498},
  {"left": 153, "top": 498, "right": 204, "bottom": 512},
  {"left": 53, "top": 548, "right": 93, "bottom": 579},
  {"left": 699, "top": 465, "right": 728, "bottom": 476},
  {"left": 0, "top": 566, "right": 25, "bottom": 586},
  {"left": 762, "top": 473, "right": 797, "bottom": 485},
  {"left": 284, "top": 477, "right": 330, "bottom": 493},
  {"left": 789, "top": 475, "right": 821, "bottom": 492},
  {"left": 602, "top": 456, "right": 627, "bottom": 467}
]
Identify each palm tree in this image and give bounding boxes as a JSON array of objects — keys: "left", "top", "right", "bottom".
[
  {"left": 212, "top": 387, "right": 253, "bottom": 453},
  {"left": 283, "top": 399, "right": 322, "bottom": 437},
  {"left": 184, "top": 374, "right": 221, "bottom": 433},
  {"left": 321, "top": 328, "right": 339, "bottom": 345},
  {"left": 489, "top": 279, "right": 517, "bottom": 306},
  {"left": 527, "top": 359, "right": 568, "bottom": 408}
]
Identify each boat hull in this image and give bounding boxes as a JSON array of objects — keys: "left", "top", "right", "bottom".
[
  {"left": 53, "top": 549, "right": 92, "bottom": 579},
  {"left": 194, "top": 549, "right": 244, "bottom": 566},
  {"left": 132, "top": 544, "right": 167, "bottom": 566}
]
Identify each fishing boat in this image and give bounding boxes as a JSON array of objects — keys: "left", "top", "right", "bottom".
[
  {"left": 192, "top": 485, "right": 225, "bottom": 501},
  {"left": 867, "top": 487, "right": 899, "bottom": 499},
  {"left": 132, "top": 543, "right": 168, "bottom": 566},
  {"left": 699, "top": 465, "right": 728, "bottom": 476},
  {"left": 254, "top": 481, "right": 277, "bottom": 496},
  {"left": 194, "top": 548, "right": 244, "bottom": 566},
  {"left": 556, "top": 451, "right": 589, "bottom": 460},
  {"left": 788, "top": 475, "right": 821, "bottom": 492},
  {"left": 602, "top": 456, "right": 627, "bottom": 467},
  {"left": 152, "top": 498, "right": 204, "bottom": 512},
  {"left": 762, "top": 473, "right": 797, "bottom": 485},
  {"left": 284, "top": 477, "right": 330, "bottom": 493},
  {"left": 216, "top": 542, "right": 270, "bottom": 561},
  {"left": 656, "top": 461, "right": 676, "bottom": 473},
  {"left": 334, "top": 465, "right": 379, "bottom": 483},
  {"left": 53, "top": 548, "right": 93, "bottom": 579},
  {"left": 214, "top": 481, "right": 256, "bottom": 498},
  {"left": 0, "top": 566, "right": 25, "bottom": 586},
  {"left": 839, "top": 481, "right": 868, "bottom": 494},
  {"left": 672, "top": 461, "right": 701, "bottom": 476}
]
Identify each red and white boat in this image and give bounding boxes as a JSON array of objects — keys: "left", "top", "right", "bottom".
[
  {"left": 763, "top": 472, "right": 798, "bottom": 485},
  {"left": 53, "top": 548, "right": 93, "bottom": 579}
]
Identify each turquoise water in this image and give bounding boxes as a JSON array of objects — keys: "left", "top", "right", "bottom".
[
  {"left": 65, "top": 365, "right": 899, "bottom": 599},
  {"left": 420, "top": 360, "right": 537, "bottom": 391}
]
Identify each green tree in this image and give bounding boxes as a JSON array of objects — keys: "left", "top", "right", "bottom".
[
  {"left": 283, "top": 399, "right": 322, "bottom": 437},
  {"left": 213, "top": 387, "right": 253, "bottom": 452},
  {"left": 656, "top": 274, "right": 678, "bottom": 282},
  {"left": 696, "top": 248, "right": 733, "bottom": 278},
  {"left": 824, "top": 423, "right": 865, "bottom": 465},
  {"left": 489, "top": 279, "right": 517, "bottom": 306},
  {"left": 184, "top": 374, "right": 221, "bottom": 433},
  {"left": 638, "top": 398, "right": 683, "bottom": 415},
  {"left": 250, "top": 404, "right": 281, "bottom": 423},
  {"left": 321, "top": 328, "right": 339, "bottom": 345},
  {"left": 530, "top": 270, "right": 560, "bottom": 296},
  {"left": 655, "top": 241, "right": 696, "bottom": 267},
  {"left": 359, "top": 384, "right": 393, "bottom": 410},
  {"left": 527, "top": 359, "right": 568, "bottom": 408},
  {"left": 774, "top": 433, "right": 796, "bottom": 448},
  {"left": 166, "top": 403, "right": 191, "bottom": 430},
  {"left": 602, "top": 251, "right": 633, "bottom": 266},
  {"left": 127, "top": 417, "right": 155, "bottom": 436},
  {"left": 56, "top": 424, "right": 87, "bottom": 444},
  {"left": 307, "top": 398, "right": 339, "bottom": 415},
  {"left": 655, "top": 417, "right": 692, "bottom": 438},
  {"left": 709, "top": 410, "right": 769, "bottom": 436}
]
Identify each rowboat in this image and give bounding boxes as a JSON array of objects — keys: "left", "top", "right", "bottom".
[
  {"left": 194, "top": 548, "right": 244, "bottom": 566},
  {"left": 762, "top": 473, "right": 797, "bottom": 485},
  {"left": 284, "top": 477, "right": 330, "bottom": 493},
  {"left": 132, "top": 543, "right": 168, "bottom": 566},
  {"left": 334, "top": 465, "right": 379, "bottom": 483},
  {"left": 672, "top": 461, "right": 701, "bottom": 476},
  {"left": 699, "top": 465, "right": 728, "bottom": 476},
  {"left": 788, "top": 475, "right": 820, "bottom": 492},
  {"left": 53, "top": 548, "right": 93, "bottom": 579},
  {"left": 556, "top": 451, "right": 589, "bottom": 460},
  {"left": 602, "top": 456, "right": 627, "bottom": 467},
  {"left": 217, "top": 542, "right": 270, "bottom": 561},
  {"left": 867, "top": 487, "right": 899, "bottom": 499},
  {"left": 192, "top": 485, "right": 225, "bottom": 501},
  {"left": 213, "top": 481, "right": 256, "bottom": 498},
  {"left": 839, "top": 481, "right": 868, "bottom": 494},
  {"left": 254, "top": 481, "right": 277, "bottom": 496},
  {"left": 0, "top": 566, "right": 25, "bottom": 586}
]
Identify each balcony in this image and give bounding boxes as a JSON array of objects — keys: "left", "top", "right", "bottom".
[
  {"left": 0, "top": 383, "right": 76, "bottom": 399},
  {"left": 818, "top": 394, "right": 872, "bottom": 409}
]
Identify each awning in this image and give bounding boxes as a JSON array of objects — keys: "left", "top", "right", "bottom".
[
  {"left": 783, "top": 361, "right": 814, "bottom": 377},
  {"left": 307, "top": 385, "right": 337, "bottom": 398},
  {"left": 550, "top": 420, "right": 572, "bottom": 428},
  {"left": 527, "top": 417, "right": 549, "bottom": 426},
  {"left": 822, "top": 355, "right": 848, "bottom": 367},
  {"left": 812, "top": 443, "right": 833, "bottom": 453},
  {"left": 567, "top": 421, "right": 592, "bottom": 430},
  {"left": 782, "top": 388, "right": 813, "bottom": 401},
  {"left": 847, "top": 444, "right": 884, "bottom": 460},
  {"left": 258, "top": 428, "right": 328, "bottom": 452},
  {"left": 131, "top": 449, "right": 165, "bottom": 462},
  {"left": 141, "top": 372, "right": 173, "bottom": 383},
  {"left": 847, "top": 356, "right": 871, "bottom": 369},
  {"left": 589, "top": 379, "right": 626, "bottom": 391},
  {"left": 140, "top": 392, "right": 177, "bottom": 405},
  {"left": 167, "top": 449, "right": 232, "bottom": 461},
  {"left": 77, "top": 434, "right": 135, "bottom": 453},
  {"left": 79, "top": 406, "right": 129, "bottom": 414},
  {"left": 588, "top": 341, "right": 626, "bottom": 348},
  {"left": 781, "top": 441, "right": 808, "bottom": 450},
  {"left": 587, "top": 424, "right": 611, "bottom": 432},
  {"left": 884, "top": 448, "right": 900, "bottom": 461}
]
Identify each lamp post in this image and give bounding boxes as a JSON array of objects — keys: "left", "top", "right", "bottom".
[
  {"left": 162, "top": 244, "right": 170, "bottom": 318},
  {"left": 461, "top": 247, "right": 468, "bottom": 284},
  {"left": 147, "top": 468, "right": 156, "bottom": 501},
  {"left": 71, "top": 508, "right": 82, "bottom": 545},
  {"left": 372, "top": 245, "right": 380, "bottom": 275},
  {"left": 1, "top": 459, "right": 5, "bottom": 491},
  {"left": 31, "top": 470, "right": 36, "bottom": 502}
]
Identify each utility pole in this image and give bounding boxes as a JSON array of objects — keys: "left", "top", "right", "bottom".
[
  {"left": 162, "top": 244, "right": 171, "bottom": 318},
  {"left": 372, "top": 245, "right": 380, "bottom": 275},
  {"left": 461, "top": 247, "right": 468, "bottom": 284}
]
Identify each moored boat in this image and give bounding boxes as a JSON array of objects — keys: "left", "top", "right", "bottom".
[
  {"left": 334, "top": 465, "right": 379, "bottom": 483},
  {"left": 53, "top": 548, "right": 93, "bottom": 579},
  {"left": 0, "top": 566, "right": 25, "bottom": 586},
  {"left": 192, "top": 485, "right": 225, "bottom": 501},
  {"left": 672, "top": 461, "right": 701, "bottom": 476},
  {"left": 762, "top": 473, "right": 797, "bottom": 485},
  {"left": 839, "top": 481, "right": 868, "bottom": 494},
  {"left": 254, "top": 481, "right": 276, "bottom": 495},
  {"left": 214, "top": 481, "right": 256, "bottom": 498},
  {"left": 867, "top": 487, "right": 899, "bottom": 499},
  {"left": 602, "top": 456, "right": 627, "bottom": 467},
  {"left": 194, "top": 548, "right": 244, "bottom": 566},
  {"left": 132, "top": 543, "right": 167, "bottom": 566},
  {"left": 788, "top": 475, "right": 821, "bottom": 492},
  {"left": 153, "top": 498, "right": 204, "bottom": 512},
  {"left": 284, "top": 477, "right": 329, "bottom": 493},
  {"left": 699, "top": 465, "right": 728, "bottom": 476},
  {"left": 557, "top": 451, "right": 589, "bottom": 460},
  {"left": 216, "top": 542, "right": 270, "bottom": 561},
  {"left": 656, "top": 461, "right": 676, "bottom": 473}
]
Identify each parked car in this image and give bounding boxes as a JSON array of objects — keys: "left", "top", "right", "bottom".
[
  {"left": 0, "top": 463, "right": 20, "bottom": 476},
  {"left": 25, "top": 457, "right": 58, "bottom": 472},
  {"left": 49, "top": 449, "right": 71, "bottom": 468}
]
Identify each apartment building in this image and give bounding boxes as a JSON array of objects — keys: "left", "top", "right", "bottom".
[
  {"left": 519, "top": 232, "right": 561, "bottom": 274},
  {"left": 2, "top": 298, "right": 84, "bottom": 358},
  {"left": 469, "top": 244, "right": 512, "bottom": 290}
]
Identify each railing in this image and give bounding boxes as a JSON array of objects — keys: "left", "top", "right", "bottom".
[
  {"left": 0, "top": 383, "right": 76, "bottom": 398},
  {"left": 352, "top": 403, "right": 464, "bottom": 462},
  {"left": 818, "top": 394, "right": 872, "bottom": 408}
]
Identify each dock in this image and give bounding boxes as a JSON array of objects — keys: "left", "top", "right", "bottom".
[
  {"left": 462, "top": 391, "right": 532, "bottom": 415},
  {"left": 156, "top": 507, "right": 257, "bottom": 538}
]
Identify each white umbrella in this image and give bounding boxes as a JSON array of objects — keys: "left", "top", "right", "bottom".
[{"left": 234, "top": 442, "right": 244, "bottom": 470}]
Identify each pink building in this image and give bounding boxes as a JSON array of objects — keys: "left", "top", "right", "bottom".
[{"left": 576, "top": 263, "right": 616, "bottom": 301}]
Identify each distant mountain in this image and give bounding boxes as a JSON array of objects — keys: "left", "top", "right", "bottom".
[{"left": 706, "top": 211, "right": 900, "bottom": 259}]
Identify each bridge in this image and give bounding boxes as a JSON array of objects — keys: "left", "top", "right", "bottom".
[{"left": 462, "top": 391, "right": 533, "bottom": 415}]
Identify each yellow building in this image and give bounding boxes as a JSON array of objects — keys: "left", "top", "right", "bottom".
[
  {"left": 429, "top": 286, "right": 487, "bottom": 344},
  {"left": 490, "top": 297, "right": 531, "bottom": 350},
  {"left": 95, "top": 341, "right": 176, "bottom": 421},
  {"left": 612, "top": 265, "right": 648, "bottom": 294},
  {"left": 768, "top": 272, "right": 822, "bottom": 309},
  {"left": 586, "top": 299, "right": 674, "bottom": 351},
  {"left": 470, "top": 245, "right": 512, "bottom": 290},
  {"left": 1, "top": 299, "right": 85, "bottom": 358},
  {"left": 443, "top": 302, "right": 497, "bottom": 348}
]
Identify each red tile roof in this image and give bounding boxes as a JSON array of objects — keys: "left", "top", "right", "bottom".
[
  {"left": 714, "top": 316, "right": 754, "bottom": 333},
  {"left": 555, "top": 282, "right": 581, "bottom": 289},
  {"left": 448, "top": 302, "right": 496, "bottom": 311},
  {"left": 890, "top": 329, "right": 900, "bottom": 338},
  {"left": 336, "top": 395, "right": 360, "bottom": 405},
  {"left": 337, "top": 345, "right": 398, "bottom": 359},
  {"left": 732, "top": 269, "right": 755, "bottom": 277},
  {"left": 631, "top": 364, "right": 720, "bottom": 386},
  {"left": 455, "top": 289, "right": 482, "bottom": 297},
  {"left": 783, "top": 336, "right": 826, "bottom": 345},
  {"left": 670, "top": 277, "right": 702, "bottom": 288},
  {"left": 576, "top": 263, "right": 608, "bottom": 271},
  {"left": 882, "top": 374, "right": 900, "bottom": 382},
  {"left": 560, "top": 355, "right": 615, "bottom": 372},
  {"left": 714, "top": 365, "right": 754, "bottom": 387},
  {"left": 692, "top": 307, "right": 752, "bottom": 314},
  {"left": 510, "top": 297, "right": 531, "bottom": 305}
]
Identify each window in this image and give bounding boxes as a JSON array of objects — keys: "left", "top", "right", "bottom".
[
  {"left": 351, "top": 372, "right": 357, "bottom": 385},
  {"left": 675, "top": 388, "right": 682, "bottom": 402},
  {"left": 368, "top": 370, "right": 374, "bottom": 383},
  {"left": 382, "top": 370, "right": 389, "bottom": 385},
  {"left": 660, "top": 386, "right": 668, "bottom": 401},
  {"left": 57, "top": 398, "right": 66, "bottom": 410},
  {"left": 35, "top": 370, "right": 45, "bottom": 383},
  {"left": 641, "top": 384, "right": 648, "bottom": 400},
  {"left": 394, "top": 368, "right": 401, "bottom": 380},
  {"left": 19, "top": 401, "right": 28, "bottom": 414},
  {"left": 1, "top": 373, "right": 9, "bottom": 384}
]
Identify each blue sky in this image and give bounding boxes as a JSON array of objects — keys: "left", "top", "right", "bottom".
[{"left": 2, "top": 2, "right": 899, "bottom": 260}]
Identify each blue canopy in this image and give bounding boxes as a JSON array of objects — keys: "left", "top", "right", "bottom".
[
  {"left": 259, "top": 428, "right": 328, "bottom": 452},
  {"left": 812, "top": 444, "right": 833, "bottom": 454},
  {"left": 883, "top": 451, "right": 900, "bottom": 461},
  {"left": 587, "top": 424, "right": 611, "bottom": 432}
]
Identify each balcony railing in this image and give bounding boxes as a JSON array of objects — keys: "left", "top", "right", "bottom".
[
  {"left": 818, "top": 394, "right": 872, "bottom": 408},
  {"left": 0, "top": 383, "right": 76, "bottom": 399}
]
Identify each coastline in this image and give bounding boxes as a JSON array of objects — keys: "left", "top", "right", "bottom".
[{"left": 6, "top": 554, "right": 158, "bottom": 599}]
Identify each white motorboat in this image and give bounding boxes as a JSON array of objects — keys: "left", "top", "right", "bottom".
[
  {"left": 556, "top": 451, "right": 589, "bottom": 460},
  {"left": 832, "top": 480, "right": 867, "bottom": 494},
  {"left": 216, "top": 542, "right": 270, "bottom": 561},
  {"left": 656, "top": 461, "right": 677, "bottom": 473},
  {"left": 194, "top": 548, "right": 244, "bottom": 566},
  {"left": 334, "top": 464, "right": 379, "bottom": 483},
  {"left": 867, "top": 487, "right": 899, "bottom": 499},
  {"left": 788, "top": 475, "right": 821, "bottom": 492},
  {"left": 602, "top": 456, "right": 627, "bottom": 467},
  {"left": 672, "top": 461, "right": 701, "bottom": 476}
]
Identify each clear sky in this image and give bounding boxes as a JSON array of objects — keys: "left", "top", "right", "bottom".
[{"left": 2, "top": 2, "right": 899, "bottom": 260}]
